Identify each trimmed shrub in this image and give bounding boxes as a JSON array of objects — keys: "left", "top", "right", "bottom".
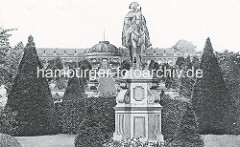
[
  {"left": 5, "top": 36, "right": 56, "bottom": 136},
  {"left": 192, "top": 38, "right": 235, "bottom": 134},
  {"left": 61, "top": 77, "right": 85, "bottom": 134},
  {"left": 160, "top": 92, "right": 187, "bottom": 142},
  {"left": 170, "top": 104, "right": 204, "bottom": 147},
  {"left": 74, "top": 97, "right": 116, "bottom": 147}
]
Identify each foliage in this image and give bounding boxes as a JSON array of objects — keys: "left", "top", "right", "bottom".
[
  {"left": 0, "top": 27, "right": 17, "bottom": 60},
  {"left": 0, "top": 107, "right": 18, "bottom": 135},
  {"left": 172, "top": 40, "right": 196, "bottom": 54},
  {"left": 5, "top": 36, "right": 56, "bottom": 136},
  {"left": 1, "top": 42, "right": 24, "bottom": 88},
  {"left": 216, "top": 50, "right": 240, "bottom": 134},
  {"left": 170, "top": 104, "right": 204, "bottom": 147},
  {"left": 164, "top": 69, "right": 180, "bottom": 90},
  {"left": 174, "top": 55, "right": 200, "bottom": 99},
  {"left": 192, "top": 38, "right": 236, "bottom": 134},
  {"left": 74, "top": 97, "right": 116, "bottom": 146},
  {"left": 0, "top": 27, "right": 22, "bottom": 87},
  {"left": 61, "top": 77, "right": 85, "bottom": 134},
  {"left": 63, "top": 77, "right": 85, "bottom": 101},
  {"left": 62, "top": 96, "right": 115, "bottom": 135},
  {"left": 175, "top": 57, "right": 185, "bottom": 69},
  {"left": 160, "top": 93, "right": 188, "bottom": 142},
  {"left": 75, "top": 116, "right": 107, "bottom": 147}
]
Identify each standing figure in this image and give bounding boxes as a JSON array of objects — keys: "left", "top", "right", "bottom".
[{"left": 122, "top": 2, "right": 151, "bottom": 69}]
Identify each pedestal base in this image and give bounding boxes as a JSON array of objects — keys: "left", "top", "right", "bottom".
[{"left": 112, "top": 104, "right": 164, "bottom": 142}]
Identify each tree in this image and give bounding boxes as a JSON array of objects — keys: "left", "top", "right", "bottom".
[
  {"left": 63, "top": 77, "right": 85, "bottom": 101},
  {"left": 61, "top": 77, "right": 86, "bottom": 134},
  {"left": 192, "top": 37, "right": 235, "bottom": 134},
  {"left": 2, "top": 42, "right": 24, "bottom": 88},
  {"left": 171, "top": 104, "right": 204, "bottom": 147},
  {"left": 0, "top": 27, "right": 17, "bottom": 63},
  {"left": 160, "top": 93, "right": 187, "bottom": 142},
  {"left": 172, "top": 40, "right": 196, "bottom": 55},
  {"left": 78, "top": 59, "right": 92, "bottom": 86},
  {"left": 185, "top": 55, "right": 192, "bottom": 70},
  {"left": 216, "top": 50, "right": 240, "bottom": 134},
  {"left": 74, "top": 97, "right": 115, "bottom": 147},
  {"left": 191, "top": 56, "right": 200, "bottom": 69},
  {"left": 0, "top": 27, "right": 19, "bottom": 86},
  {"left": 165, "top": 71, "right": 180, "bottom": 90},
  {"left": 6, "top": 36, "right": 56, "bottom": 136},
  {"left": 54, "top": 57, "right": 63, "bottom": 70},
  {"left": 176, "top": 57, "right": 185, "bottom": 69}
]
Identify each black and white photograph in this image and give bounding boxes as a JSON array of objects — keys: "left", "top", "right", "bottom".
[{"left": 0, "top": 0, "right": 240, "bottom": 146}]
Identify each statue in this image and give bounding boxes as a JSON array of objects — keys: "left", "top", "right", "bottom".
[
  {"left": 122, "top": 2, "right": 151, "bottom": 69},
  {"left": 113, "top": 3, "right": 164, "bottom": 142}
]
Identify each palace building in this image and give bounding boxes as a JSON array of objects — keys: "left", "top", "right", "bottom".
[{"left": 36, "top": 40, "right": 200, "bottom": 98}]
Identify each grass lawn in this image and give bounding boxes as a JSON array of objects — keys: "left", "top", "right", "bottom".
[
  {"left": 15, "top": 134, "right": 76, "bottom": 147},
  {"left": 13, "top": 134, "right": 240, "bottom": 147},
  {"left": 202, "top": 135, "right": 240, "bottom": 147}
]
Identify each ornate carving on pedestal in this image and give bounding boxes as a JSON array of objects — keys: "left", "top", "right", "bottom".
[
  {"left": 124, "top": 89, "right": 130, "bottom": 103},
  {"left": 133, "top": 86, "right": 144, "bottom": 101},
  {"left": 147, "top": 90, "right": 155, "bottom": 103}
]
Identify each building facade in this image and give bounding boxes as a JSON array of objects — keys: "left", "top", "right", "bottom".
[{"left": 37, "top": 40, "right": 199, "bottom": 98}]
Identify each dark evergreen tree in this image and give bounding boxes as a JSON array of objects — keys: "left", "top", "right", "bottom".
[
  {"left": 63, "top": 77, "right": 85, "bottom": 101},
  {"left": 176, "top": 57, "right": 185, "bottom": 69},
  {"left": 74, "top": 97, "right": 115, "bottom": 147},
  {"left": 54, "top": 57, "right": 63, "bottom": 70},
  {"left": 217, "top": 50, "right": 240, "bottom": 134},
  {"left": 78, "top": 59, "right": 92, "bottom": 86},
  {"left": 61, "top": 77, "right": 85, "bottom": 134},
  {"left": 161, "top": 94, "right": 187, "bottom": 142},
  {"left": 165, "top": 71, "right": 179, "bottom": 90},
  {"left": 171, "top": 104, "right": 204, "bottom": 147},
  {"left": 185, "top": 55, "right": 192, "bottom": 70},
  {"left": 191, "top": 56, "right": 200, "bottom": 69},
  {"left": 192, "top": 37, "right": 234, "bottom": 134},
  {"left": 6, "top": 35, "right": 56, "bottom": 136}
]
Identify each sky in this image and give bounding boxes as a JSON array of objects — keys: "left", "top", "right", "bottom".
[{"left": 1, "top": 0, "right": 240, "bottom": 52}]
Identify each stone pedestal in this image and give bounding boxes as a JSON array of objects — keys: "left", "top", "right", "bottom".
[{"left": 113, "top": 70, "right": 164, "bottom": 142}]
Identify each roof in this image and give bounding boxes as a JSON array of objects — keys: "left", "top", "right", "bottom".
[
  {"left": 88, "top": 41, "right": 119, "bottom": 54},
  {"left": 37, "top": 48, "right": 86, "bottom": 56}
]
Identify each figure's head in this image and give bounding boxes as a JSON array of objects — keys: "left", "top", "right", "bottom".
[{"left": 129, "top": 2, "right": 141, "bottom": 11}]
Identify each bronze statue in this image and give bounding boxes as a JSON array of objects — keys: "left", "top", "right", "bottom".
[{"left": 122, "top": 2, "right": 151, "bottom": 69}]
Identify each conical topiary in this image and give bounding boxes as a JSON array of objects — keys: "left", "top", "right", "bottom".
[{"left": 6, "top": 35, "right": 56, "bottom": 136}]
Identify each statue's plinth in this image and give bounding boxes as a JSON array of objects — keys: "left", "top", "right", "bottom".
[{"left": 113, "top": 70, "right": 164, "bottom": 142}]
